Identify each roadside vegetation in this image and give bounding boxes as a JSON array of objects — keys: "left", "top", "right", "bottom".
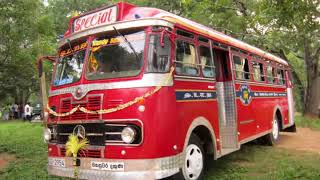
[
  {"left": 294, "top": 113, "right": 320, "bottom": 131},
  {"left": 0, "top": 116, "right": 320, "bottom": 180}
]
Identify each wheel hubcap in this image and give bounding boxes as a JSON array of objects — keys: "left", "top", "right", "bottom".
[
  {"left": 272, "top": 119, "right": 279, "bottom": 140},
  {"left": 184, "top": 144, "right": 203, "bottom": 180}
]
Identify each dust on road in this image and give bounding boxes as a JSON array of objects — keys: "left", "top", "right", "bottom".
[{"left": 277, "top": 127, "right": 320, "bottom": 154}]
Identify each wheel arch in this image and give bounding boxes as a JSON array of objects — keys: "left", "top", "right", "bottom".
[
  {"left": 273, "top": 105, "right": 283, "bottom": 130},
  {"left": 183, "top": 116, "right": 217, "bottom": 160}
]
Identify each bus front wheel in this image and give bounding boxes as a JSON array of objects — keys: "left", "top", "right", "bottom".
[{"left": 173, "top": 134, "right": 205, "bottom": 180}]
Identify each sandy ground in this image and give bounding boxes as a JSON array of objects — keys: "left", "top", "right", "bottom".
[
  {"left": 277, "top": 127, "right": 320, "bottom": 154},
  {"left": 0, "top": 153, "right": 16, "bottom": 171}
]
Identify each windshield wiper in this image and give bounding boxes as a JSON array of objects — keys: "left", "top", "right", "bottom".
[{"left": 112, "top": 26, "right": 140, "bottom": 64}]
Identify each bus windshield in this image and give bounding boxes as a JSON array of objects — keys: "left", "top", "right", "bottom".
[
  {"left": 86, "top": 30, "right": 145, "bottom": 80},
  {"left": 53, "top": 44, "right": 87, "bottom": 86}
]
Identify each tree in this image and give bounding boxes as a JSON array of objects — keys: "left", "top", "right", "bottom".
[{"left": 0, "top": 0, "right": 55, "bottom": 106}]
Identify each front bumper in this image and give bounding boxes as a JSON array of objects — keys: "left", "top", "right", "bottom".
[{"left": 48, "top": 154, "right": 182, "bottom": 180}]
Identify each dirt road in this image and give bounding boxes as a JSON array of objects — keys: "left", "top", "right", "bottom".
[
  {"left": 0, "top": 153, "right": 15, "bottom": 171},
  {"left": 277, "top": 127, "right": 320, "bottom": 154}
]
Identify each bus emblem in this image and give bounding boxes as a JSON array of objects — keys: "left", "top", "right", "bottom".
[
  {"left": 73, "top": 125, "right": 86, "bottom": 139},
  {"left": 239, "top": 84, "right": 252, "bottom": 105}
]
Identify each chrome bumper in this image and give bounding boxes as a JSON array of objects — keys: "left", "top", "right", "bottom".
[{"left": 48, "top": 154, "right": 182, "bottom": 180}]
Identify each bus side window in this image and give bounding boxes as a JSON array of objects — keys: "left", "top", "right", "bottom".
[
  {"left": 175, "top": 40, "right": 199, "bottom": 76},
  {"left": 277, "top": 69, "right": 285, "bottom": 85},
  {"left": 266, "top": 65, "right": 275, "bottom": 83},
  {"left": 199, "top": 46, "right": 215, "bottom": 78},
  {"left": 146, "top": 34, "right": 171, "bottom": 73},
  {"left": 252, "top": 62, "right": 264, "bottom": 82},
  {"left": 233, "top": 55, "right": 250, "bottom": 80}
]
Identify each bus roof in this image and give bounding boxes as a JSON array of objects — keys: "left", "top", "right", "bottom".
[{"left": 63, "top": 2, "right": 288, "bottom": 66}]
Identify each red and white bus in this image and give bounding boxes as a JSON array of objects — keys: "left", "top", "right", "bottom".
[{"left": 38, "top": 2, "right": 296, "bottom": 180}]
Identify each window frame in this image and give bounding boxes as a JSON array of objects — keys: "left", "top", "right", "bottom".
[
  {"left": 145, "top": 32, "right": 172, "bottom": 73},
  {"left": 265, "top": 61, "right": 277, "bottom": 84},
  {"left": 197, "top": 41, "right": 216, "bottom": 79},
  {"left": 174, "top": 29, "right": 200, "bottom": 77},
  {"left": 276, "top": 64, "right": 286, "bottom": 86},
  {"left": 251, "top": 56, "right": 266, "bottom": 83},
  {"left": 232, "top": 50, "right": 251, "bottom": 81}
]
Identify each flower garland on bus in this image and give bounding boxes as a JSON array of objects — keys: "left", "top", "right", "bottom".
[{"left": 47, "top": 67, "right": 174, "bottom": 116}]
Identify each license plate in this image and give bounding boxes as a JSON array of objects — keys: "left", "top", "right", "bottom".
[
  {"left": 49, "top": 158, "right": 66, "bottom": 168},
  {"left": 91, "top": 161, "right": 124, "bottom": 171}
]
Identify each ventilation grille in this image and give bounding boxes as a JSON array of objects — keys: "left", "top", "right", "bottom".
[
  {"left": 60, "top": 95, "right": 101, "bottom": 121},
  {"left": 60, "top": 147, "right": 102, "bottom": 158}
]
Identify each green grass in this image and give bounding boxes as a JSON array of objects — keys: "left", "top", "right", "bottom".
[
  {"left": 0, "top": 118, "right": 320, "bottom": 180},
  {"left": 0, "top": 121, "right": 63, "bottom": 180},
  {"left": 294, "top": 113, "right": 320, "bottom": 130},
  {"left": 205, "top": 145, "right": 320, "bottom": 180}
]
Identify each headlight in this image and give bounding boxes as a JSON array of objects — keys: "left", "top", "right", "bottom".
[
  {"left": 43, "top": 128, "right": 52, "bottom": 143},
  {"left": 121, "top": 126, "right": 136, "bottom": 144}
]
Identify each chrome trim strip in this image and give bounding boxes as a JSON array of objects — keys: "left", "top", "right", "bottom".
[
  {"left": 174, "top": 75, "right": 215, "bottom": 83},
  {"left": 48, "top": 153, "right": 182, "bottom": 180},
  {"left": 59, "top": 18, "right": 174, "bottom": 47},
  {"left": 105, "top": 132, "right": 122, "bottom": 135},
  {"left": 86, "top": 133, "right": 104, "bottom": 136},
  {"left": 56, "top": 120, "right": 104, "bottom": 124},
  {"left": 105, "top": 140, "right": 124, "bottom": 143},
  {"left": 239, "top": 129, "right": 272, "bottom": 144},
  {"left": 287, "top": 88, "right": 295, "bottom": 126},
  {"left": 239, "top": 119, "right": 255, "bottom": 125},
  {"left": 105, "top": 124, "right": 127, "bottom": 127},
  {"left": 49, "top": 73, "right": 173, "bottom": 99}
]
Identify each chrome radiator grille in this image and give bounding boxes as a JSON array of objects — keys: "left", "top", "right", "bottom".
[{"left": 59, "top": 95, "right": 102, "bottom": 121}]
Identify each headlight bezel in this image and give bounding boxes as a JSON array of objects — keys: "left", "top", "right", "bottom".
[
  {"left": 121, "top": 126, "right": 137, "bottom": 144},
  {"left": 43, "top": 128, "right": 52, "bottom": 143}
]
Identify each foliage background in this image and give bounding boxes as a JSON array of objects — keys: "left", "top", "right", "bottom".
[{"left": 0, "top": 0, "right": 319, "bottom": 114}]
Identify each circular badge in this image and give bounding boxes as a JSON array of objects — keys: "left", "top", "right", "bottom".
[{"left": 239, "top": 84, "right": 252, "bottom": 105}]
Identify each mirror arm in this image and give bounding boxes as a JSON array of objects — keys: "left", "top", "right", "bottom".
[{"left": 36, "top": 55, "right": 57, "bottom": 127}]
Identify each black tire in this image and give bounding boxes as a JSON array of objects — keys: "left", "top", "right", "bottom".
[
  {"left": 172, "top": 134, "right": 205, "bottom": 180},
  {"left": 263, "top": 117, "right": 280, "bottom": 146}
]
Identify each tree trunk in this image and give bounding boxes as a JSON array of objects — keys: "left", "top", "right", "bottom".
[
  {"left": 303, "top": 38, "right": 320, "bottom": 117},
  {"left": 304, "top": 76, "right": 320, "bottom": 117}
]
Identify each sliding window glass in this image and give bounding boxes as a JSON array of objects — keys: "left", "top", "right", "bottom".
[
  {"left": 233, "top": 55, "right": 250, "bottom": 80},
  {"left": 252, "top": 62, "right": 265, "bottom": 82},
  {"left": 199, "top": 46, "right": 215, "bottom": 78},
  {"left": 266, "top": 65, "right": 276, "bottom": 83},
  {"left": 175, "top": 40, "right": 199, "bottom": 76}
]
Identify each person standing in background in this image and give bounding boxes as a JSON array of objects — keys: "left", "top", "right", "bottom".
[
  {"left": 3, "top": 104, "right": 10, "bottom": 121},
  {"left": 24, "top": 103, "right": 32, "bottom": 122},
  {"left": 13, "top": 103, "right": 19, "bottom": 119}
]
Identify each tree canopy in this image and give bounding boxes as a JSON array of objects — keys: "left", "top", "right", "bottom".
[{"left": 0, "top": 0, "right": 319, "bottom": 116}]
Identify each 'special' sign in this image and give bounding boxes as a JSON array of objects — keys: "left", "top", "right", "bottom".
[{"left": 73, "top": 6, "right": 117, "bottom": 33}]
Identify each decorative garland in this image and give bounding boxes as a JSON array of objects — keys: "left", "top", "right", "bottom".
[{"left": 47, "top": 67, "right": 174, "bottom": 116}]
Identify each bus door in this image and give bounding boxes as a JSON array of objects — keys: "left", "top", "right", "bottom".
[{"left": 215, "top": 49, "right": 239, "bottom": 152}]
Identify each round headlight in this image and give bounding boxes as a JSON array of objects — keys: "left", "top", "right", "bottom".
[
  {"left": 121, "top": 126, "right": 136, "bottom": 144},
  {"left": 43, "top": 128, "right": 52, "bottom": 143}
]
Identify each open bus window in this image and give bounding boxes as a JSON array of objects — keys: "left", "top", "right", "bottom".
[
  {"left": 175, "top": 40, "right": 199, "bottom": 76},
  {"left": 146, "top": 34, "right": 170, "bottom": 73},
  {"left": 233, "top": 55, "right": 250, "bottom": 80},
  {"left": 87, "top": 30, "right": 145, "bottom": 80},
  {"left": 277, "top": 69, "right": 285, "bottom": 85},
  {"left": 199, "top": 46, "right": 215, "bottom": 78},
  {"left": 252, "top": 62, "right": 265, "bottom": 82},
  {"left": 266, "top": 65, "right": 276, "bottom": 83},
  {"left": 53, "top": 50, "right": 85, "bottom": 86}
]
